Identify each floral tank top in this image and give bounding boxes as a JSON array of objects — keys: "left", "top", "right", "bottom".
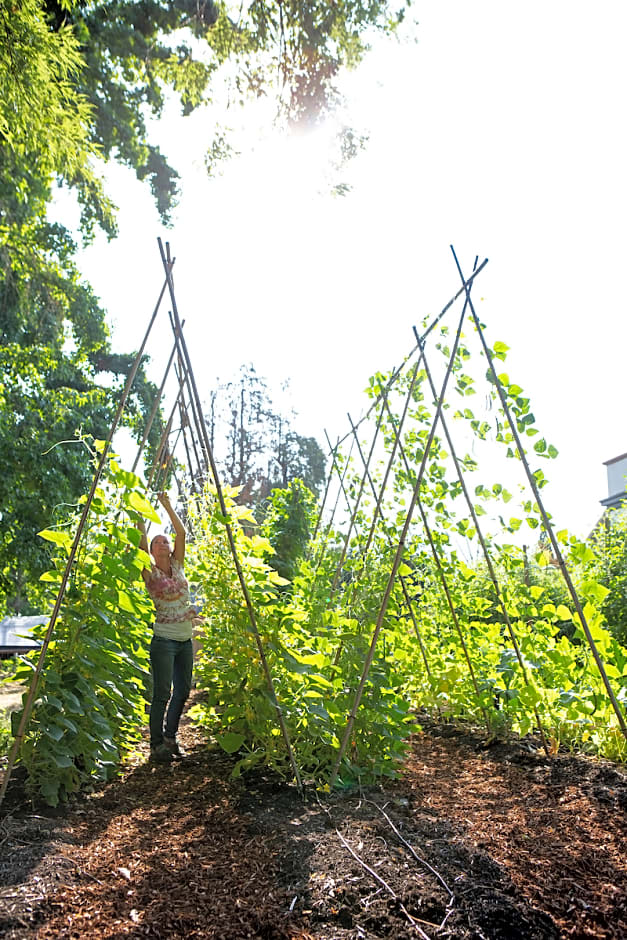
[{"left": 144, "top": 558, "right": 193, "bottom": 641}]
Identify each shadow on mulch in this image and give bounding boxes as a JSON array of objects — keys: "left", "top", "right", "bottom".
[{"left": 0, "top": 706, "right": 625, "bottom": 939}]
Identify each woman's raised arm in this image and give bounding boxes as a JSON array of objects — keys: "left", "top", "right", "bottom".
[{"left": 157, "top": 491, "right": 186, "bottom": 563}]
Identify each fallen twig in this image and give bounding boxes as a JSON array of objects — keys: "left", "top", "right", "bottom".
[
  {"left": 367, "top": 800, "right": 454, "bottom": 898},
  {"left": 336, "top": 828, "right": 431, "bottom": 940}
]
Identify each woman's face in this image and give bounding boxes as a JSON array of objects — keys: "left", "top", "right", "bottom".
[{"left": 151, "top": 534, "right": 171, "bottom": 560}]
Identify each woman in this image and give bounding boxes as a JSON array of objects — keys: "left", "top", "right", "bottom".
[{"left": 138, "top": 492, "right": 194, "bottom": 764}]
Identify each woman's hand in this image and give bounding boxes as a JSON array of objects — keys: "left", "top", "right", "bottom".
[{"left": 156, "top": 491, "right": 186, "bottom": 562}]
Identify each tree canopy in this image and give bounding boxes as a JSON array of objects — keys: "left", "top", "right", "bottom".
[{"left": 0, "top": 0, "right": 406, "bottom": 611}]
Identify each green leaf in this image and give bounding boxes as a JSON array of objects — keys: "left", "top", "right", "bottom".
[
  {"left": 218, "top": 731, "right": 246, "bottom": 754},
  {"left": 125, "top": 491, "right": 161, "bottom": 523},
  {"left": 38, "top": 528, "right": 73, "bottom": 548},
  {"left": 117, "top": 590, "right": 141, "bottom": 613},
  {"left": 52, "top": 752, "right": 74, "bottom": 769}
]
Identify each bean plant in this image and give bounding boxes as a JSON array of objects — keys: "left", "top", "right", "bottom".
[
  {"left": 8, "top": 316, "right": 627, "bottom": 803},
  {"left": 9, "top": 451, "right": 157, "bottom": 805}
]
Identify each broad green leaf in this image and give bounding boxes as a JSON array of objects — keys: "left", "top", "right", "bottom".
[
  {"left": 125, "top": 491, "right": 161, "bottom": 523},
  {"left": 218, "top": 731, "right": 246, "bottom": 754},
  {"left": 38, "top": 528, "right": 73, "bottom": 548},
  {"left": 52, "top": 752, "right": 74, "bottom": 769}
]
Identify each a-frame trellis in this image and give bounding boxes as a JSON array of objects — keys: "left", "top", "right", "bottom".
[
  {"left": 2, "top": 243, "right": 625, "bottom": 809},
  {"left": 0, "top": 239, "right": 303, "bottom": 807},
  {"left": 314, "top": 247, "right": 626, "bottom": 784}
]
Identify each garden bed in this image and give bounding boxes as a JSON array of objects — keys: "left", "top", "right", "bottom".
[{"left": 0, "top": 702, "right": 625, "bottom": 939}]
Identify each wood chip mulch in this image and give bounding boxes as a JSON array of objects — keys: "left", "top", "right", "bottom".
[{"left": 0, "top": 703, "right": 625, "bottom": 939}]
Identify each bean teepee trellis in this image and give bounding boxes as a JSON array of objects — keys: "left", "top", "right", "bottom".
[
  {"left": 317, "top": 246, "right": 626, "bottom": 784},
  {"left": 2, "top": 242, "right": 625, "bottom": 808}
]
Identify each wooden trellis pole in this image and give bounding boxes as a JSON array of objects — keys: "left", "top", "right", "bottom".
[
  {"left": 146, "top": 379, "right": 185, "bottom": 493},
  {"left": 329, "top": 283, "right": 477, "bottom": 787},
  {"left": 131, "top": 324, "right": 183, "bottom": 474},
  {"left": 360, "top": 359, "right": 423, "bottom": 557},
  {"left": 178, "top": 401, "right": 202, "bottom": 493},
  {"left": 452, "top": 247, "right": 627, "bottom": 739},
  {"left": 174, "top": 364, "right": 205, "bottom": 486},
  {"left": 169, "top": 307, "right": 208, "bottom": 485},
  {"left": 157, "top": 239, "right": 303, "bottom": 791},
  {"left": 312, "top": 436, "right": 338, "bottom": 540},
  {"left": 415, "top": 334, "right": 550, "bottom": 748},
  {"left": 309, "top": 430, "right": 357, "bottom": 580},
  {"left": 329, "top": 402, "right": 386, "bottom": 598},
  {"left": 340, "top": 407, "right": 442, "bottom": 706},
  {"left": 0, "top": 261, "right": 174, "bottom": 808},
  {"left": 382, "top": 393, "right": 491, "bottom": 733}
]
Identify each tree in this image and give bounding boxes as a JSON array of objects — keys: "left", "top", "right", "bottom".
[
  {"left": 0, "top": 0, "right": 403, "bottom": 609},
  {"left": 0, "top": 6, "right": 159, "bottom": 611},
  {"left": 38, "top": 0, "right": 409, "bottom": 209},
  {"left": 207, "top": 363, "right": 326, "bottom": 507}
]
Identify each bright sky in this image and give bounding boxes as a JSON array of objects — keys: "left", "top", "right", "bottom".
[{"left": 68, "top": 0, "right": 627, "bottom": 539}]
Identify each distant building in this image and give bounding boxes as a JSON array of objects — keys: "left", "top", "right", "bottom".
[
  {"left": 0, "top": 615, "right": 44, "bottom": 657},
  {"left": 600, "top": 453, "right": 627, "bottom": 510}
]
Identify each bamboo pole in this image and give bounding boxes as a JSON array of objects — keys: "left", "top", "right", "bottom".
[
  {"left": 342, "top": 407, "right": 441, "bottom": 701},
  {"left": 451, "top": 247, "right": 627, "bottom": 739},
  {"left": 333, "top": 259, "right": 489, "bottom": 450},
  {"left": 329, "top": 299, "right": 469, "bottom": 787},
  {"left": 384, "top": 394, "right": 491, "bottom": 733},
  {"left": 329, "top": 402, "right": 386, "bottom": 598},
  {"left": 154, "top": 426, "right": 183, "bottom": 494},
  {"left": 312, "top": 436, "right": 338, "bottom": 540},
  {"left": 168, "top": 305, "right": 206, "bottom": 480},
  {"left": 360, "top": 360, "right": 423, "bottom": 557},
  {"left": 131, "top": 324, "right": 183, "bottom": 474},
  {"left": 0, "top": 263, "right": 173, "bottom": 807},
  {"left": 167, "top": 303, "right": 207, "bottom": 485},
  {"left": 414, "top": 337, "right": 548, "bottom": 745},
  {"left": 173, "top": 357, "right": 206, "bottom": 484},
  {"left": 179, "top": 405, "right": 201, "bottom": 493},
  {"left": 157, "top": 238, "right": 303, "bottom": 791},
  {"left": 309, "top": 431, "right": 356, "bottom": 580},
  {"left": 146, "top": 381, "right": 184, "bottom": 493}
]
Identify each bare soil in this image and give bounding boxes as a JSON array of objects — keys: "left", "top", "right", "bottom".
[{"left": 0, "top": 699, "right": 625, "bottom": 939}]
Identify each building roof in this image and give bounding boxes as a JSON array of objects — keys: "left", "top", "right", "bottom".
[
  {"left": 0, "top": 616, "right": 45, "bottom": 654},
  {"left": 603, "top": 452, "right": 627, "bottom": 466}
]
